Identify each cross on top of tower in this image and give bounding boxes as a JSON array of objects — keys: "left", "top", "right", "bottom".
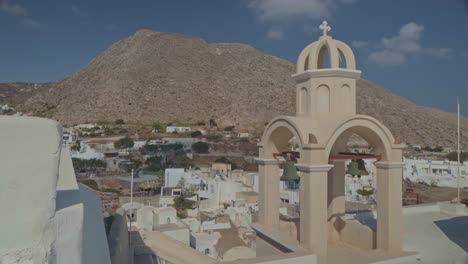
[{"left": 319, "top": 21, "right": 331, "bottom": 37}]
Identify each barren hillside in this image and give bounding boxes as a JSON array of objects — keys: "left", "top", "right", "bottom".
[{"left": 13, "top": 30, "right": 467, "bottom": 148}]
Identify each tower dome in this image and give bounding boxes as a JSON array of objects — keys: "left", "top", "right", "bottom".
[{"left": 296, "top": 21, "right": 356, "bottom": 73}]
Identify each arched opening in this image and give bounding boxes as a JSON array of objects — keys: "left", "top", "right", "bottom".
[
  {"left": 316, "top": 85, "right": 330, "bottom": 113},
  {"left": 338, "top": 49, "right": 347, "bottom": 69},
  {"left": 317, "top": 44, "right": 332, "bottom": 69},
  {"left": 300, "top": 87, "right": 309, "bottom": 115},
  {"left": 260, "top": 121, "right": 304, "bottom": 241},
  {"left": 304, "top": 55, "right": 310, "bottom": 71},
  {"left": 325, "top": 120, "right": 396, "bottom": 250}
]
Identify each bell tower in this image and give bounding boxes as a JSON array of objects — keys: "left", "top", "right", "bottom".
[{"left": 292, "top": 21, "right": 361, "bottom": 119}]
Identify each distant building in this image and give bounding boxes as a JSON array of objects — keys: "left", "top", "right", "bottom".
[
  {"left": 133, "top": 140, "right": 147, "bottom": 150},
  {"left": 136, "top": 206, "right": 190, "bottom": 245},
  {"left": 166, "top": 126, "right": 192, "bottom": 133},
  {"left": 212, "top": 163, "right": 231, "bottom": 175},
  {"left": 71, "top": 143, "right": 104, "bottom": 160},
  {"left": 62, "top": 130, "right": 77, "bottom": 144},
  {"left": 412, "top": 145, "right": 422, "bottom": 152},
  {"left": 237, "top": 132, "right": 249, "bottom": 138},
  {"left": 190, "top": 231, "right": 221, "bottom": 258},
  {"left": 164, "top": 168, "right": 187, "bottom": 188}
]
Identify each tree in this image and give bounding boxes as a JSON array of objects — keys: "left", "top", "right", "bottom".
[
  {"left": 115, "top": 119, "right": 125, "bottom": 125},
  {"left": 177, "top": 177, "right": 187, "bottom": 188},
  {"left": 175, "top": 153, "right": 191, "bottom": 168},
  {"left": 215, "top": 156, "right": 230, "bottom": 163},
  {"left": 447, "top": 151, "right": 467, "bottom": 162},
  {"left": 214, "top": 156, "right": 239, "bottom": 170},
  {"left": 114, "top": 136, "right": 134, "bottom": 149},
  {"left": 423, "top": 146, "right": 443, "bottom": 152},
  {"left": 131, "top": 159, "right": 143, "bottom": 169},
  {"left": 191, "top": 130, "right": 202, "bottom": 138},
  {"left": 209, "top": 118, "right": 217, "bottom": 128},
  {"left": 192, "top": 142, "right": 209, "bottom": 154},
  {"left": 224, "top": 125, "right": 235, "bottom": 132},
  {"left": 145, "top": 155, "right": 163, "bottom": 171},
  {"left": 72, "top": 158, "right": 107, "bottom": 172},
  {"left": 70, "top": 141, "right": 81, "bottom": 151},
  {"left": 152, "top": 122, "right": 166, "bottom": 132}
]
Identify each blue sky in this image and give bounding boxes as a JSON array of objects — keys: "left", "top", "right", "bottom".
[{"left": 1, "top": 0, "right": 467, "bottom": 115}]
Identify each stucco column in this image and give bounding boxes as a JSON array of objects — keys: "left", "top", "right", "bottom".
[
  {"left": 328, "top": 160, "right": 346, "bottom": 241},
  {"left": 255, "top": 158, "right": 281, "bottom": 230},
  {"left": 375, "top": 162, "right": 404, "bottom": 252},
  {"left": 297, "top": 164, "right": 333, "bottom": 263}
]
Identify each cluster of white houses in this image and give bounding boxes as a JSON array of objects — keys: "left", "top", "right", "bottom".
[{"left": 3, "top": 22, "right": 468, "bottom": 264}]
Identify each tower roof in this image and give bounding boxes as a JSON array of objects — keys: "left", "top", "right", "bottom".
[{"left": 296, "top": 21, "right": 356, "bottom": 73}]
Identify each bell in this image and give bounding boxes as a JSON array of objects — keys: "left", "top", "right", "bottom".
[
  {"left": 346, "top": 159, "right": 369, "bottom": 178},
  {"left": 280, "top": 161, "right": 300, "bottom": 188}
]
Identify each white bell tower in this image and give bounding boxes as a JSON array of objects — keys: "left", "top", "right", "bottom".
[{"left": 292, "top": 21, "right": 361, "bottom": 119}]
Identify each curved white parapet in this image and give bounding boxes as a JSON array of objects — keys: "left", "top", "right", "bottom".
[
  {"left": 0, "top": 116, "right": 61, "bottom": 263},
  {"left": 0, "top": 116, "right": 110, "bottom": 264}
]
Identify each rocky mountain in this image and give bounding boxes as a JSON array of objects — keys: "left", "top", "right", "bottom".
[
  {"left": 0, "top": 82, "right": 48, "bottom": 106},
  {"left": 14, "top": 29, "right": 467, "bottom": 148}
]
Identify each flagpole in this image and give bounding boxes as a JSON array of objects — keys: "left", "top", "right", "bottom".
[
  {"left": 457, "top": 99, "right": 461, "bottom": 203},
  {"left": 130, "top": 168, "right": 134, "bottom": 231}
]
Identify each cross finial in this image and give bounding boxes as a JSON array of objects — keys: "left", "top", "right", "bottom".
[{"left": 319, "top": 21, "right": 331, "bottom": 37}]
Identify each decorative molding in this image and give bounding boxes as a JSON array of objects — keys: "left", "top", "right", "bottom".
[
  {"left": 255, "top": 158, "right": 280, "bottom": 165},
  {"left": 291, "top": 69, "right": 361, "bottom": 82},
  {"left": 296, "top": 164, "right": 334, "bottom": 172},
  {"left": 374, "top": 162, "right": 405, "bottom": 169}
]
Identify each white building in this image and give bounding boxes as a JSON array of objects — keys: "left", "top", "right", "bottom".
[
  {"left": 133, "top": 140, "right": 147, "bottom": 150},
  {"left": 198, "top": 178, "right": 254, "bottom": 210},
  {"left": 71, "top": 143, "right": 105, "bottom": 160},
  {"left": 237, "top": 132, "right": 249, "bottom": 138},
  {"left": 136, "top": 206, "right": 190, "bottom": 245},
  {"left": 403, "top": 157, "right": 468, "bottom": 187},
  {"left": 190, "top": 231, "right": 221, "bottom": 257},
  {"left": 166, "top": 126, "right": 192, "bottom": 133},
  {"left": 165, "top": 168, "right": 188, "bottom": 188}
]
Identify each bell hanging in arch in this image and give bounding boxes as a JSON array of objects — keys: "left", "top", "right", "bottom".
[
  {"left": 280, "top": 160, "right": 300, "bottom": 188},
  {"left": 346, "top": 159, "right": 369, "bottom": 178}
]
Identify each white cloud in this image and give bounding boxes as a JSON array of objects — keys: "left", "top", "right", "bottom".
[
  {"left": 248, "top": 0, "right": 333, "bottom": 22},
  {"left": 0, "top": 0, "right": 27, "bottom": 16},
  {"left": 368, "top": 22, "right": 451, "bottom": 66},
  {"left": 381, "top": 22, "right": 423, "bottom": 53},
  {"left": 351, "top": 40, "right": 368, "bottom": 49},
  {"left": 267, "top": 27, "right": 284, "bottom": 40},
  {"left": 0, "top": 0, "right": 41, "bottom": 28},
  {"left": 368, "top": 50, "right": 406, "bottom": 66}
]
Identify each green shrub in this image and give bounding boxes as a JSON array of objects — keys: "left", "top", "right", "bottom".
[
  {"left": 447, "top": 151, "right": 468, "bottom": 162},
  {"left": 79, "top": 179, "right": 99, "bottom": 190},
  {"left": 114, "top": 136, "right": 134, "bottom": 149},
  {"left": 224, "top": 125, "right": 235, "bottom": 131},
  {"left": 192, "top": 141, "right": 209, "bottom": 154},
  {"left": 72, "top": 158, "right": 107, "bottom": 171},
  {"left": 461, "top": 198, "right": 468, "bottom": 206},
  {"left": 357, "top": 189, "right": 374, "bottom": 196},
  {"left": 115, "top": 119, "right": 125, "bottom": 125},
  {"left": 191, "top": 131, "right": 202, "bottom": 137}
]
